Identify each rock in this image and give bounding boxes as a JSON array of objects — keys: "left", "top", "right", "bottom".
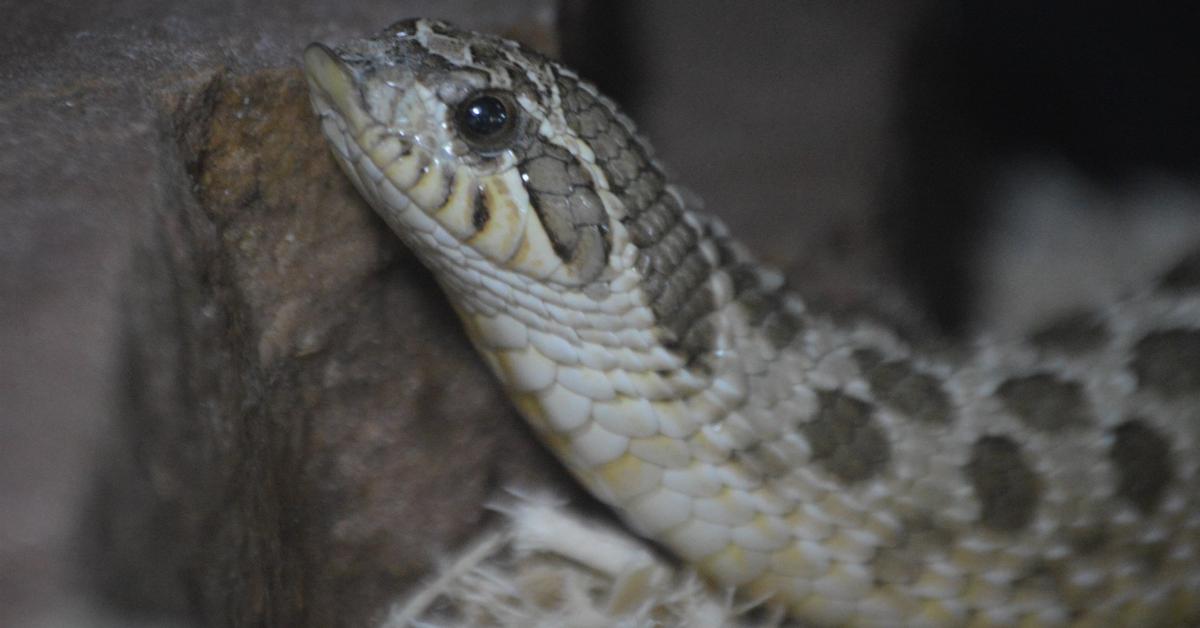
[{"left": 1, "top": 4, "right": 567, "bottom": 628}]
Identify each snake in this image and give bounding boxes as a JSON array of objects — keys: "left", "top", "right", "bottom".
[{"left": 302, "top": 19, "right": 1200, "bottom": 627}]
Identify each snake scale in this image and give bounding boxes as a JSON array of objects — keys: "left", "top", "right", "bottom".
[{"left": 303, "top": 19, "right": 1200, "bottom": 627}]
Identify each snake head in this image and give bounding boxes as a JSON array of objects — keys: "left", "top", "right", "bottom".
[{"left": 304, "top": 19, "right": 624, "bottom": 289}]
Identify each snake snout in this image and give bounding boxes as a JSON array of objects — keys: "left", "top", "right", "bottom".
[{"left": 303, "top": 43, "right": 361, "bottom": 120}]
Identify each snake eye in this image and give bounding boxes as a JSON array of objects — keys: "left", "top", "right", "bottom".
[{"left": 456, "top": 91, "right": 518, "bottom": 150}]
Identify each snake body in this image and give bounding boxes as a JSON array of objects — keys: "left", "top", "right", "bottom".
[{"left": 304, "top": 20, "right": 1200, "bottom": 626}]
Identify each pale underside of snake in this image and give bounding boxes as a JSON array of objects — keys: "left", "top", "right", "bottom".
[{"left": 303, "top": 19, "right": 1200, "bottom": 627}]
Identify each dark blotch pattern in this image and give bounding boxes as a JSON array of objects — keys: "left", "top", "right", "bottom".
[
  {"left": 722, "top": 246, "right": 803, "bottom": 351},
  {"left": 557, "top": 70, "right": 718, "bottom": 362},
  {"left": 555, "top": 71, "right": 807, "bottom": 360},
  {"left": 996, "top": 373, "right": 1092, "bottom": 432},
  {"left": 517, "top": 142, "right": 610, "bottom": 282},
  {"left": 966, "top": 435, "right": 1040, "bottom": 532},
  {"left": 1029, "top": 311, "right": 1111, "bottom": 355},
  {"left": 734, "top": 289, "right": 803, "bottom": 351},
  {"left": 854, "top": 349, "right": 953, "bottom": 424},
  {"left": 1110, "top": 419, "right": 1175, "bottom": 515},
  {"left": 554, "top": 72, "right": 663, "bottom": 239},
  {"left": 1131, "top": 328, "right": 1200, "bottom": 399},
  {"left": 799, "top": 391, "right": 891, "bottom": 483}
]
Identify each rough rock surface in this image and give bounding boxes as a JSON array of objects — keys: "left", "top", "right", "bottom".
[
  {"left": 1, "top": 4, "right": 568, "bottom": 627},
  {"left": 0, "top": 3, "right": 919, "bottom": 627}
]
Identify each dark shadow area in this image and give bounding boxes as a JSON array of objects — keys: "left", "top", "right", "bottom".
[
  {"left": 557, "top": 0, "right": 644, "bottom": 111},
  {"left": 887, "top": 1, "right": 1200, "bottom": 331}
]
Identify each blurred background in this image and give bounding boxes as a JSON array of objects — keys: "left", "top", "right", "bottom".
[{"left": 3, "top": 1, "right": 1198, "bottom": 626}]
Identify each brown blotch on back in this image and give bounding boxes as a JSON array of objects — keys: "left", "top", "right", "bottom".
[
  {"left": 965, "top": 435, "right": 1040, "bottom": 532},
  {"left": 1109, "top": 419, "right": 1175, "bottom": 515},
  {"left": 799, "top": 391, "right": 891, "bottom": 483},
  {"left": 1131, "top": 328, "right": 1200, "bottom": 399},
  {"left": 996, "top": 373, "right": 1092, "bottom": 432},
  {"left": 854, "top": 349, "right": 953, "bottom": 425},
  {"left": 1028, "top": 311, "right": 1111, "bottom": 355}
]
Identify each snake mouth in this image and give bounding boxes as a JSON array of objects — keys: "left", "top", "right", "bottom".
[
  {"left": 304, "top": 37, "right": 467, "bottom": 252},
  {"left": 302, "top": 40, "right": 439, "bottom": 184},
  {"left": 303, "top": 43, "right": 370, "bottom": 133}
]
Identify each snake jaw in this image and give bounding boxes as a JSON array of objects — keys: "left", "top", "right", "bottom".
[
  {"left": 302, "top": 43, "right": 364, "bottom": 130},
  {"left": 304, "top": 37, "right": 475, "bottom": 261}
]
